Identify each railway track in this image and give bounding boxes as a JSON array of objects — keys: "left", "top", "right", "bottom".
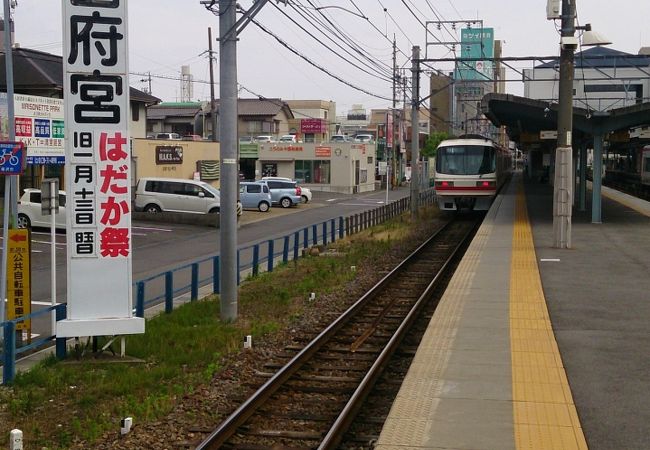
[{"left": 196, "top": 215, "right": 481, "bottom": 450}]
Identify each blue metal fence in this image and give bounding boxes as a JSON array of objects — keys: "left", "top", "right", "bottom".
[{"left": 1, "top": 189, "right": 435, "bottom": 383}]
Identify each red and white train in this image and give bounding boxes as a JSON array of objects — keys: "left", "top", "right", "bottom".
[{"left": 433, "top": 135, "right": 512, "bottom": 211}]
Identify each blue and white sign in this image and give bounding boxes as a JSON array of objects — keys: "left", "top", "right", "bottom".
[{"left": 0, "top": 142, "right": 27, "bottom": 175}]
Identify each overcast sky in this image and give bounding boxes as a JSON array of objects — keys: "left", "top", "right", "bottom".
[{"left": 11, "top": 0, "right": 650, "bottom": 114}]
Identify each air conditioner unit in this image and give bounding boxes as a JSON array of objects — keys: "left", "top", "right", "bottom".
[{"left": 547, "top": 0, "right": 561, "bottom": 20}]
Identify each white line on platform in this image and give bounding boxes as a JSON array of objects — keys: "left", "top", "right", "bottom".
[{"left": 540, "top": 258, "right": 561, "bottom": 262}]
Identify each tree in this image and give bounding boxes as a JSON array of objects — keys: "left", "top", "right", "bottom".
[{"left": 421, "top": 131, "right": 450, "bottom": 158}]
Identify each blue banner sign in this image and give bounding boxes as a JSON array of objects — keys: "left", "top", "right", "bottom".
[
  {"left": 0, "top": 142, "right": 27, "bottom": 175},
  {"left": 26, "top": 155, "right": 66, "bottom": 165}
]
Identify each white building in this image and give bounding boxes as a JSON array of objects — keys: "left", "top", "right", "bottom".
[{"left": 523, "top": 46, "right": 650, "bottom": 113}]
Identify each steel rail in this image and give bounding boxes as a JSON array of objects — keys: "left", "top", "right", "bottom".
[
  {"left": 319, "top": 220, "right": 478, "bottom": 449},
  {"left": 196, "top": 219, "right": 457, "bottom": 449}
]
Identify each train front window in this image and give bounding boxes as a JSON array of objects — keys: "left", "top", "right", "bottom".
[{"left": 436, "top": 146, "right": 496, "bottom": 175}]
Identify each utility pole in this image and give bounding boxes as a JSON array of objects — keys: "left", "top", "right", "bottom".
[
  {"left": 218, "top": 0, "right": 238, "bottom": 321},
  {"left": 553, "top": 0, "right": 576, "bottom": 248},
  {"left": 410, "top": 46, "right": 421, "bottom": 219},
  {"left": 208, "top": 27, "right": 218, "bottom": 142},
  {"left": 202, "top": 0, "right": 271, "bottom": 321},
  {"left": 1, "top": 0, "right": 17, "bottom": 327},
  {"left": 391, "top": 37, "right": 397, "bottom": 189}
]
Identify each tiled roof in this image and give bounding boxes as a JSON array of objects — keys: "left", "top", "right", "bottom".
[
  {"left": 0, "top": 47, "right": 161, "bottom": 104},
  {"left": 147, "top": 103, "right": 202, "bottom": 119}
]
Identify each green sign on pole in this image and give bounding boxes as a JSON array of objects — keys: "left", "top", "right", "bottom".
[{"left": 457, "top": 27, "right": 494, "bottom": 81}]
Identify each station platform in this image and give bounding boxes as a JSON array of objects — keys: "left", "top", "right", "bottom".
[{"left": 376, "top": 173, "right": 650, "bottom": 450}]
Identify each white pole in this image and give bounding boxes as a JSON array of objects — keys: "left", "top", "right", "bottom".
[
  {"left": 50, "top": 191, "right": 56, "bottom": 336},
  {"left": 385, "top": 164, "right": 390, "bottom": 204}
]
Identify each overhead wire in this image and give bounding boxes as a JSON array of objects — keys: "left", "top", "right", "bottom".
[{"left": 247, "top": 16, "right": 392, "bottom": 101}]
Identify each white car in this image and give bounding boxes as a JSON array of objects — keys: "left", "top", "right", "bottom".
[
  {"left": 261, "top": 176, "right": 312, "bottom": 203},
  {"left": 278, "top": 134, "right": 297, "bottom": 143},
  {"left": 17, "top": 188, "right": 67, "bottom": 229},
  {"left": 354, "top": 134, "right": 374, "bottom": 143}
]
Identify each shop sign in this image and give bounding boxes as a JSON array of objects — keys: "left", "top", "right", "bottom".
[
  {"left": 315, "top": 146, "right": 331, "bottom": 158},
  {"left": 156, "top": 145, "right": 183, "bottom": 164},
  {"left": 13, "top": 94, "right": 65, "bottom": 162},
  {"left": 270, "top": 145, "right": 303, "bottom": 152},
  {"left": 6, "top": 229, "right": 31, "bottom": 333},
  {"left": 352, "top": 144, "right": 367, "bottom": 155},
  {"left": 59, "top": 0, "right": 144, "bottom": 338},
  {"left": 301, "top": 118, "right": 326, "bottom": 134}
]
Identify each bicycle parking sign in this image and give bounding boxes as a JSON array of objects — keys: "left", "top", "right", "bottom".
[{"left": 0, "top": 141, "right": 26, "bottom": 175}]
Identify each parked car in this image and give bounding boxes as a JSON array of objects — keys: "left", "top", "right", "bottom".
[
  {"left": 258, "top": 179, "right": 302, "bottom": 208},
  {"left": 261, "top": 176, "right": 312, "bottom": 203},
  {"left": 155, "top": 132, "right": 181, "bottom": 140},
  {"left": 182, "top": 134, "right": 203, "bottom": 141},
  {"left": 278, "top": 134, "right": 296, "bottom": 143},
  {"left": 354, "top": 134, "right": 374, "bottom": 143},
  {"left": 331, "top": 134, "right": 350, "bottom": 142},
  {"left": 17, "top": 188, "right": 66, "bottom": 229},
  {"left": 239, "top": 182, "right": 272, "bottom": 212},
  {"left": 255, "top": 135, "right": 275, "bottom": 143},
  {"left": 135, "top": 177, "right": 242, "bottom": 216}
]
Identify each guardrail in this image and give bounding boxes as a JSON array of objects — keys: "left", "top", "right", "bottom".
[{"left": 1, "top": 189, "right": 435, "bottom": 384}]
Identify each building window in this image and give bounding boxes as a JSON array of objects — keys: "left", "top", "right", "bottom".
[{"left": 295, "top": 160, "right": 331, "bottom": 184}]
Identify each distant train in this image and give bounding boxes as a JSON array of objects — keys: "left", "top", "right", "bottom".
[
  {"left": 433, "top": 135, "right": 512, "bottom": 211},
  {"left": 642, "top": 145, "right": 650, "bottom": 188}
]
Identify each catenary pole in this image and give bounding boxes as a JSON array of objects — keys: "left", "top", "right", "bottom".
[
  {"left": 391, "top": 37, "right": 397, "bottom": 189},
  {"left": 218, "top": 0, "right": 238, "bottom": 321},
  {"left": 410, "top": 46, "right": 420, "bottom": 219},
  {"left": 553, "top": 0, "right": 576, "bottom": 248}
]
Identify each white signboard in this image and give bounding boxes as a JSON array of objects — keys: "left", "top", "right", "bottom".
[
  {"left": 0, "top": 93, "right": 65, "bottom": 164},
  {"left": 58, "top": 0, "right": 144, "bottom": 338}
]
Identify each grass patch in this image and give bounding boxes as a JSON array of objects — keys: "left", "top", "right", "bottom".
[{"left": 0, "top": 209, "right": 439, "bottom": 448}]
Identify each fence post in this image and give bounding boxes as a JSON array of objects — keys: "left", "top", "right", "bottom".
[
  {"left": 312, "top": 224, "right": 318, "bottom": 246},
  {"left": 136, "top": 281, "right": 145, "bottom": 318},
  {"left": 283, "top": 235, "right": 290, "bottom": 263},
  {"left": 3, "top": 321, "right": 16, "bottom": 385},
  {"left": 343, "top": 216, "right": 348, "bottom": 237},
  {"left": 293, "top": 231, "right": 300, "bottom": 261},
  {"left": 267, "top": 239, "right": 274, "bottom": 273},
  {"left": 252, "top": 244, "right": 260, "bottom": 277},
  {"left": 212, "top": 256, "right": 220, "bottom": 294},
  {"left": 303, "top": 227, "right": 309, "bottom": 249},
  {"left": 331, "top": 219, "right": 336, "bottom": 242},
  {"left": 322, "top": 222, "right": 328, "bottom": 246},
  {"left": 191, "top": 263, "right": 199, "bottom": 301},
  {"left": 165, "top": 271, "right": 173, "bottom": 313},
  {"left": 55, "top": 304, "right": 67, "bottom": 359}
]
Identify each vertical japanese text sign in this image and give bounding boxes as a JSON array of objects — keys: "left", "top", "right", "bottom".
[{"left": 58, "top": 0, "right": 144, "bottom": 337}]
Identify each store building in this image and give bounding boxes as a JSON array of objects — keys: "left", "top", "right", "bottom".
[{"left": 256, "top": 141, "right": 376, "bottom": 194}]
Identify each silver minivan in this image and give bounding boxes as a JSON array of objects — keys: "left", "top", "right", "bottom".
[{"left": 135, "top": 177, "right": 223, "bottom": 214}]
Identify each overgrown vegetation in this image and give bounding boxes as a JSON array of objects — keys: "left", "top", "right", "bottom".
[{"left": 0, "top": 209, "right": 439, "bottom": 449}]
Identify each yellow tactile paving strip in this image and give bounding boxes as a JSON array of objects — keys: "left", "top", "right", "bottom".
[{"left": 511, "top": 183, "right": 588, "bottom": 450}]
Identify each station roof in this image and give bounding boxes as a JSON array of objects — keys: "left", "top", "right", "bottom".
[{"left": 482, "top": 93, "right": 650, "bottom": 143}]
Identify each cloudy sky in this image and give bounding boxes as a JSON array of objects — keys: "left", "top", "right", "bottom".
[{"left": 11, "top": 0, "right": 650, "bottom": 114}]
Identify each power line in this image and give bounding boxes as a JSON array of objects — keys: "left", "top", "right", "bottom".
[{"left": 248, "top": 17, "right": 392, "bottom": 101}]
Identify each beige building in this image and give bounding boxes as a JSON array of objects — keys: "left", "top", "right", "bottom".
[
  {"left": 256, "top": 141, "right": 376, "bottom": 194},
  {"left": 131, "top": 139, "right": 221, "bottom": 189}
]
